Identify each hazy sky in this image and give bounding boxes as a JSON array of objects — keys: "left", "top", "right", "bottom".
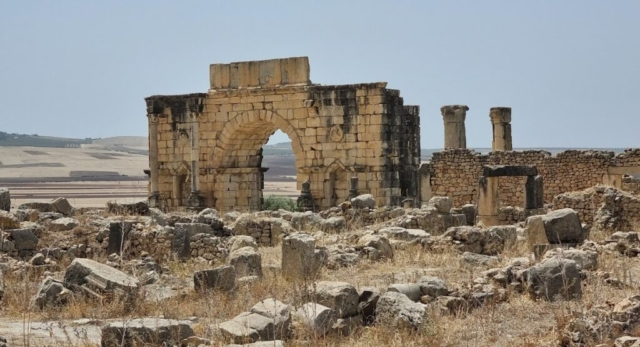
[{"left": 1, "top": 1, "right": 638, "bottom": 149}]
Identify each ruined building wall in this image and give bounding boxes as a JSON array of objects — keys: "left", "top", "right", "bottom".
[
  {"left": 428, "top": 149, "right": 640, "bottom": 208},
  {"left": 554, "top": 186, "right": 640, "bottom": 231},
  {"left": 146, "top": 57, "right": 420, "bottom": 212}
]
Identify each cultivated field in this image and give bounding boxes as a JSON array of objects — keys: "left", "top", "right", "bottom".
[{"left": 0, "top": 146, "right": 299, "bottom": 208}]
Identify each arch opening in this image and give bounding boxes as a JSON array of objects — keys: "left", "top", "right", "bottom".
[{"left": 213, "top": 112, "right": 304, "bottom": 211}]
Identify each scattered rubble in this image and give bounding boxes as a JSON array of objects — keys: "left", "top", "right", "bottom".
[{"left": 0, "top": 186, "right": 639, "bottom": 346}]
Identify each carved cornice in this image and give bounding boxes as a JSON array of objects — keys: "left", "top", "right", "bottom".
[{"left": 145, "top": 93, "right": 207, "bottom": 116}]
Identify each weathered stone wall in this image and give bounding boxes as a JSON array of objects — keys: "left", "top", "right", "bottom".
[
  {"left": 107, "top": 228, "right": 227, "bottom": 262},
  {"left": 428, "top": 149, "right": 640, "bottom": 208},
  {"left": 622, "top": 176, "right": 640, "bottom": 195},
  {"left": 554, "top": 186, "right": 640, "bottom": 232},
  {"left": 146, "top": 57, "right": 420, "bottom": 212}
]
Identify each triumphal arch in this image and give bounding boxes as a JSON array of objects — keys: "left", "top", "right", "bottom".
[{"left": 145, "top": 57, "right": 420, "bottom": 212}]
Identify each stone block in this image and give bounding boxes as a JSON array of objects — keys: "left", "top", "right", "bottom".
[
  {"left": 312, "top": 281, "right": 360, "bottom": 318},
  {"left": 9, "top": 229, "right": 38, "bottom": 251},
  {"left": 482, "top": 165, "right": 538, "bottom": 177},
  {"left": 295, "top": 303, "right": 336, "bottom": 335},
  {"left": 417, "top": 276, "right": 448, "bottom": 297},
  {"left": 426, "top": 196, "right": 453, "bottom": 214},
  {"left": 228, "top": 235, "right": 258, "bottom": 253},
  {"left": 249, "top": 298, "right": 291, "bottom": 339},
  {"left": 210, "top": 57, "right": 309, "bottom": 89},
  {"left": 228, "top": 246, "right": 263, "bottom": 278},
  {"left": 51, "top": 197, "right": 73, "bottom": 216},
  {"left": 101, "top": 318, "right": 194, "bottom": 347},
  {"left": 64, "top": 258, "right": 139, "bottom": 295},
  {"left": 542, "top": 208, "right": 585, "bottom": 244},
  {"left": 0, "top": 188, "right": 9, "bottom": 212},
  {"left": 357, "top": 235, "right": 393, "bottom": 259},
  {"left": 0, "top": 211, "right": 19, "bottom": 229},
  {"left": 386, "top": 283, "right": 422, "bottom": 302},
  {"left": 282, "top": 233, "right": 317, "bottom": 281},
  {"left": 49, "top": 217, "right": 78, "bottom": 231},
  {"left": 375, "top": 291, "right": 426, "bottom": 328},
  {"left": 107, "top": 221, "right": 132, "bottom": 255},
  {"left": 525, "top": 215, "right": 548, "bottom": 251},
  {"left": 527, "top": 258, "right": 581, "bottom": 301},
  {"left": 193, "top": 265, "right": 235, "bottom": 292},
  {"left": 525, "top": 175, "right": 544, "bottom": 209},
  {"left": 351, "top": 194, "right": 375, "bottom": 209}
]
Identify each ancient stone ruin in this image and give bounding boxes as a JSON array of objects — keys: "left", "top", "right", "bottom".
[
  {"left": 145, "top": 58, "right": 640, "bottom": 219},
  {"left": 476, "top": 165, "right": 544, "bottom": 227},
  {"left": 145, "top": 57, "right": 420, "bottom": 212},
  {"left": 419, "top": 104, "right": 640, "bottom": 222}
]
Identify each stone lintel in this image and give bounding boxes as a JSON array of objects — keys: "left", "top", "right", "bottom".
[
  {"left": 489, "top": 107, "right": 512, "bottom": 123},
  {"left": 482, "top": 165, "right": 537, "bottom": 177},
  {"left": 210, "top": 57, "right": 311, "bottom": 89},
  {"left": 608, "top": 166, "right": 640, "bottom": 175}
]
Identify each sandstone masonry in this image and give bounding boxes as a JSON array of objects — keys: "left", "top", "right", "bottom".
[
  {"left": 145, "top": 57, "right": 420, "bottom": 212},
  {"left": 424, "top": 149, "right": 640, "bottom": 208}
]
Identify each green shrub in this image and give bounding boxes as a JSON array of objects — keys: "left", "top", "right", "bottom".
[{"left": 262, "top": 195, "right": 298, "bottom": 212}]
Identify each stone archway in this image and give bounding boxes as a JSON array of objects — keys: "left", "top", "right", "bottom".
[
  {"left": 210, "top": 110, "right": 306, "bottom": 211},
  {"left": 211, "top": 111, "right": 305, "bottom": 170},
  {"left": 145, "top": 57, "right": 421, "bottom": 212}
]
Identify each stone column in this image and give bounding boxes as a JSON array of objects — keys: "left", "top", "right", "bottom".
[
  {"left": 348, "top": 176, "right": 359, "bottom": 199},
  {"left": 297, "top": 180, "right": 315, "bottom": 212},
  {"left": 147, "top": 114, "right": 161, "bottom": 207},
  {"left": 525, "top": 175, "right": 544, "bottom": 209},
  {"left": 418, "top": 163, "right": 433, "bottom": 206},
  {"left": 186, "top": 113, "right": 204, "bottom": 208},
  {"left": 440, "top": 105, "right": 469, "bottom": 149},
  {"left": 490, "top": 107, "right": 512, "bottom": 151},
  {"left": 476, "top": 176, "right": 500, "bottom": 227},
  {"left": 524, "top": 175, "right": 545, "bottom": 218}
]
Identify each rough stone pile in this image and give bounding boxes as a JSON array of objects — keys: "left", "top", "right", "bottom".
[{"left": 1, "top": 187, "right": 640, "bottom": 346}]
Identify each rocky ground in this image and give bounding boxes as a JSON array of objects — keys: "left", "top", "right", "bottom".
[{"left": 1, "top": 188, "right": 640, "bottom": 346}]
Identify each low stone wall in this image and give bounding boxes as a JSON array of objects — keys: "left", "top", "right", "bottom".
[
  {"left": 622, "top": 176, "right": 640, "bottom": 195},
  {"left": 498, "top": 206, "right": 525, "bottom": 225},
  {"left": 233, "top": 216, "right": 294, "bottom": 246},
  {"left": 106, "top": 227, "right": 227, "bottom": 262},
  {"left": 427, "top": 148, "right": 640, "bottom": 208}
]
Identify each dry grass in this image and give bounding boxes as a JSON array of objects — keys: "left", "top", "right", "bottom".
[{"left": 3, "top": 214, "right": 640, "bottom": 346}]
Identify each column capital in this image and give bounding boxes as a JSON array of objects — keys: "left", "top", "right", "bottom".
[
  {"left": 147, "top": 114, "right": 160, "bottom": 124},
  {"left": 441, "top": 105, "right": 469, "bottom": 123},
  {"left": 489, "top": 107, "right": 511, "bottom": 124}
]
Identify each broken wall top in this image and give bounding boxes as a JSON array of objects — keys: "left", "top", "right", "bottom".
[{"left": 210, "top": 57, "right": 311, "bottom": 90}]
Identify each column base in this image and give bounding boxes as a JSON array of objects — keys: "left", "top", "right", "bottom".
[
  {"left": 148, "top": 192, "right": 162, "bottom": 208},
  {"left": 187, "top": 190, "right": 205, "bottom": 208},
  {"left": 297, "top": 192, "right": 315, "bottom": 212}
]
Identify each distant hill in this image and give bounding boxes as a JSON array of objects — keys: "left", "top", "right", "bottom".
[
  {"left": 0, "top": 131, "right": 91, "bottom": 148},
  {"left": 263, "top": 142, "right": 295, "bottom": 156},
  {"left": 93, "top": 136, "right": 147, "bottom": 147}
]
